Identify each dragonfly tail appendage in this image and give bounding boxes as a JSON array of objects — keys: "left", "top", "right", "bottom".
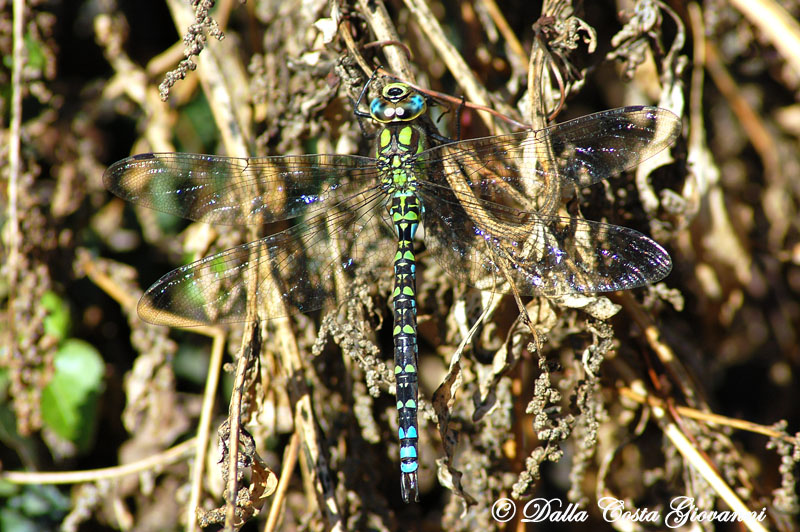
[{"left": 105, "top": 78, "right": 682, "bottom": 503}]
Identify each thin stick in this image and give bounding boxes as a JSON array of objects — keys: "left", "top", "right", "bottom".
[
  {"left": 478, "top": 0, "right": 527, "bottom": 66},
  {"left": 263, "top": 432, "right": 300, "bottom": 532},
  {"left": 729, "top": 0, "right": 800, "bottom": 80},
  {"left": 164, "top": 0, "right": 251, "bottom": 159},
  {"left": 2, "top": 439, "right": 196, "bottom": 484},
  {"left": 619, "top": 387, "right": 798, "bottom": 443},
  {"left": 224, "top": 339, "right": 250, "bottom": 529},
  {"left": 402, "top": 0, "right": 501, "bottom": 133},
  {"left": 80, "top": 255, "right": 224, "bottom": 339},
  {"left": 356, "top": 0, "right": 415, "bottom": 81},
  {"left": 186, "top": 331, "right": 226, "bottom": 532},
  {"left": 654, "top": 405, "right": 769, "bottom": 532},
  {"left": 6, "top": 0, "right": 25, "bottom": 363}
]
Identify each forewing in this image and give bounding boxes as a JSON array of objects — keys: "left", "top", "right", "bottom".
[
  {"left": 104, "top": 152, "right": 379, "bottom": 225},
  {"left": 417, "top": 106, "right": 681, "bottom": 214}
]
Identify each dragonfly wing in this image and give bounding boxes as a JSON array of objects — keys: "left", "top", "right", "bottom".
[
  {"left": 418, "top": 106, "right": 680, "bottom": 213},
  {"left": 419, "top": 186, "right": 671, "bottom": 297},
  {"left": 533, "top": 106, "right": 681, "bottom": 186},
  {"left": 138, "top": 187, "right": 394, "bottom": 326},
  {"left": 104, "top": 153, "right": 379, "bottom": 225}
]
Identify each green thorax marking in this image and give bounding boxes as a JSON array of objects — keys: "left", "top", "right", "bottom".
[{"left": 371, "top": 83, "right": 428, "bottom": 194}]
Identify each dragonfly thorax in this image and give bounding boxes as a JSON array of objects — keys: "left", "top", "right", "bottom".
[
  {"left": 370, "top": 84, "right": 430, "bottom": 194},
  {"left": 376, "top": 121, "right": 425, "bottom": 194},
  {"left": 104, "top": 75, "right": 681, "bottom": 503}
]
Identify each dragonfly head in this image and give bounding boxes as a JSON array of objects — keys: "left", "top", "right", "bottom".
[{"left": 370, "top": 83, "right": 427, "bottom": 123}]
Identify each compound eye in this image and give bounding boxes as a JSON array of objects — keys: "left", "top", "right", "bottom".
[
  {"left": 395, "top": 94, "right": 426, "bottom": 121},
  {"left": 369, "top": 97, "right": 389, "bottom": 121},
  {"left": 370, "top": 83, "right": 427, "bottom": 122}
]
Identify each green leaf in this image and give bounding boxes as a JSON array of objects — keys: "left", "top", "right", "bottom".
[
  {"left": 0, "top": 479, "right": 20, "bottom": 498},
  {"left": 0, "top": 484, "right": 69, "bottom": 532},
  {"left": 0, "top": 508, "right": 39, "bottom": 532},
  {"left": 2, "top": 32, "right": 46, "bottom": 72},
  {"left": 40, "top": 291, "right": 71, "bottom": 340},
  {"left": 23, "top": 32, "right": 46, "bottom": 72},
  {"left": 40, "top": 340, "right": 104, "bottom": 449}
]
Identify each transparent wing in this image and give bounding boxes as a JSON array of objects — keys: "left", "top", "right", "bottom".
[
  {"left": 418, "top": 106, "right": 681, "bottom": 214},
  {"left": 104, "top": 152, "right": 380, "bottom": 225},
  {"left": 415, "top": 106, "right": 678, "bottom": 295},
  {"left": 419, "top": 186, "right": 671, "bottom": 296},
  {"left": 137, "top": 187, "right": 394, "bottom": 326}
]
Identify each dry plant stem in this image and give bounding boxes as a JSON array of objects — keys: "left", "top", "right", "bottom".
[
  {"left": 221, "top": 237, "right": 264, "bottom": 527},
  {"left": 433, "top": 297, "right": 497, "bottom": 501},
  {"left": 355, "top": 0, "right": 415, "bottom": 80},
  {"left": 652, "top": 404, "right": 770, "bottom": 532},
  {"left": 2, "top": 439, "right": 196, "bottom": 484},
  {"left": 157, "top": 1, "right": 345, "bottom": 517},
  {"left": 187, "top": 330, "right": 226, "bottom": 532},
  {"left": 619, "top": 289, "right": 770, "bottom": 531},
  {"left": 264, "top": 432, "right": 300, "bottom": 532},
  {"left": 615, "top": 291, "right": 709, "bottom": 409},
  {"left": 478, "top": 0, "right": 527, "bottom": 66},
  {"left": 94, "top": 13, "right": 177, "bottom": 156},
  {"left": 78, "top": 256, "right": 226, "bottom": 532},
  {"left": 703, "top": 41, "right": 779, "bottom": 178},
  {"left": 401, "top": 0, "right": 501, "bottom": 132},
  {"left": 682, "top": 4, "right": 752, "bottom": 288},
  {"left": 95, "top": 13, "right": 147, "bottom": 108},
  {"left": 685, "top": 2, "right": 708, "bottom": 215},
  {"left": 338, "top": 18, "right": 377, "bottom": 78},
  {"left": 224, "top": 337, "right": 251, "bottom": 529},
  {"left": 163, "top": 1, "right": 254, "bottom": 527},
  {"left": 273, "top": 316, "right": 344, "bottom": 530},
  {"left": 690, "top": 1, "right": 778, "bottom": 180},
  {"left": 147, "top": 40, "right": 189, "bottom": 78},
  {"left": 354, "top": 0, "right": 521, "bottom": 130},
  {"left": 165, "top": 0, "right": 251, "bottom": 158},
  {"left": 375, "top": 70, "right": 528, "bottom": 129},
  {"left": 213, "top": 0, "right": 237, "bottom": 31},
  {"left": 6, "top": 0, "right": 25, "bottom": 362},
  {"left": 619, "top": 387, "right": 797, "bottom": 443},
  {"left": 729, "top": 0, "right": 800, "bottom": 80},
  {"left": 527, "top": 22, "right": 552, "bottom": 141},
  {"left": 96, "top": 18, "right": 178, "bottom": 154}
]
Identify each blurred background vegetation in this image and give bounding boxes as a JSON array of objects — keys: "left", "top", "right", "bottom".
[{"left": 2, "top": 0, "right": 800, "bottom": 530}]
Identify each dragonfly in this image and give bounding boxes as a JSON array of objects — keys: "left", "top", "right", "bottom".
[{"left": 104, "top": 78, "right": 680, "bottom": 503}]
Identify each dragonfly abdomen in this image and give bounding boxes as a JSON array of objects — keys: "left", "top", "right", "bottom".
[
  {"left": 104, "top": 79, "right": 680, "bottom": 505},
  {"left": 390, "top": 191, "right": 421, "bottom": 503}
]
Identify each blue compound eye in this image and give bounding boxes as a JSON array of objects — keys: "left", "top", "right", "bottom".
[
  {"left": 397, "top": 93, "right": 425, "bottom": 120},
  {"left": 370, "top": 97, "right": 389, "bottom": 121},
  {"left": 373, "top": 83, "right": 427, "bottom": 122}
]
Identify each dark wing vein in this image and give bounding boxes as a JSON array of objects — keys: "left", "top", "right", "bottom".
[
  {"left": 419, "top": 183, "right": 671, "bottom": 296},
  {"left": 104, "top": 152, "right": 381, "bottom": 225},
  {"left": 417, "top": 106, "right": 681, "bottom": 213},
  {"left": 138, "top": 186, "right": 394, "bottom": 326},
  {"left": 414, "top": 106, "right": 678, "bottom": 296}
]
